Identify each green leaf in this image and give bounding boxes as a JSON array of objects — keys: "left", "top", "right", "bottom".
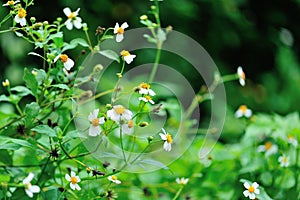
[
  {"left": 28, "top": 52, "right": 46, "bottom": 60},
  {"left": 23, "top": 68, "right": 38, "bottom": 98},
  {"left": 275, "top": 169, "right": 295, "bottom": 189},
  {"left": 31, "top": 125, "right": 57, "bottom": 137},
  {"left": 98, "top": 50, "right": 120, "bottom": 63},
  {"left": 34, "top": 69, "right": 47, "bottom": 85},
  {"left": 0, "top": 174, "right": 10, "bottom": 182},
  {"left": 48, "top": 32, "right": 63, "bottom": 42},
  {"left": 260, "top": 172, "right": 273, "bottom": 186},
  {"left": 0, "top": 150, "right": 12, "bottom": 165},
  {"left": 24, "top": 102, "right": 40, "bottom": 125},
  {"left": 143, "top": 34, "right": 157, "bottom": 44},
  {"left": 10, "top": 86, "right": 33, "bottom": 96},
  {"left": 0, "top": 95, "right": 10, "bottom": 102},
  {"left": 0, "top": 136, "right": 33, "bottom": 150},
  {"left": 51, "top": 84, "right": 70, "bottom": 90},
  {"left": 70, "top": 38, "right": 89, "bottom": 47}
]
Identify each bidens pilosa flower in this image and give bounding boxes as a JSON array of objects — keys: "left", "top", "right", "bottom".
[
  {"left": 3, "top": 0, "right": 20, "bottom": 6},
  {"left": 237, "top": 66, "right": 246, "bottom": 86},
  {"left": 2, "top": 79, "right": 10, "bottom": 87},
  {"left": 54, "top": 54, "right": 74, "bottom": 71},
  {"left": 258, "top": 141, "right": 278, "bottom": 156},
  {"left": 278, "top": 155, "right": 289, "bottom": 167},
  {"left": 176, "top": 177, "right": 189, "bottom": 185},
  {"left": 63, "top": 7, "right": 82, "bottom": 30},
  {"left": 159, "top": 128, "right": 172, "bottom": 152},
  {"left": 107, "top": 105, "right": 133, "bottom": 123},
  {"left": 23, "top": 173, "right": 40, "bottom": 198},
  {"left": 139, "top": 83, "right": 156, "bottom": 96},
  {"left": 65, "top": 171, "right": 81, "bottom": 190},
  {"left": 14, "top": 8, "right": 27, "bottom": 26},
  {"left": 287, "top": 134, "right": 298, "bottom": 147},
  {"left": 88, "top": 109, "right": 105, "bottom": 136},
  {"left": 139, "top": 95, "right": 155, "bottom": 104},
  {"left": 243, "top": 182, "right": 260, "bottom": 200},
  {"left": 114, "top": 22, "right": 128, "bottom": 42},
  {"left": 235, "top": 105, "right": 252, "bottom": 118},
  {"left": 120, "top": 50, "right": 136, "bottom": 64},
  {"left": 108, "top": 175, "right": 121, "bottom": 184}
]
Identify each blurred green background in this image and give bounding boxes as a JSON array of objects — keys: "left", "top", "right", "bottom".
[{"left": 1, "top": 0, "right": 300, "bottom": 114}]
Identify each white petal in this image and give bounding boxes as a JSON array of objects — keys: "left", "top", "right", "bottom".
[
  {"left": 29, "top": 185, "right": 40, "bottom": 193},
  {"left": 257, "top": 145, "right": 265, "bottom": 152},
  {"left": 243, "top": 190, "right": 250, "bottom": 197},
  {"left": 89, "top": 125, "right": 101, "bottom": 136},
  {"left": 245, "top": 109, "right": 252, "bottom": 117},
  {"left": 122, "top": 110, "right": 133, "bottom": 121},
  {"left": 124, "top": 55, "right": 136, "bottom": 64},
  {"left": 75, "top": 184, "right": 81, "bottom": 190},
  {"left": 70, "top": 171, "right": 76, "bottom": 177},
  {"left": 25, "top": 189, "right": 33, "bottom": 198},
  {"left": 249, "top": 193, "right": 256, "bottom": 199},
  {"left": 75, "top": 176, "right": 81, "bottom": 182},
  {"left": 108, "top": 176, "right": 113, "bottom": 181},
  {"left": 114, "top": 23, "right": 120, "bottom": 34},
  {"left": 65, "top": 20, "right": 73, "bottom": 30},
  {"left": 70, "top": 183, "right": 76, "bottom": 190},
  {"left": 121, "top": 22, "right": 129, "bottom": 29},
  {"left": 252, "top": 182, "right": 259, "bottom": 189},
  {"left": 122, "top": 124, "right": 134, "bottom": 134},
  {"left": 254, "top": 188, "right": 260, "bottom": 194},
  {"left": 20, "top": 18, "right": 26, "bottom": 26},
  {"left": 73, "top": 18, "right": 82, "bottom": 29},
  {"left": 23, "top": 173, "right": 34, "bottom": 184},
  {"left": 116, "top": 34, "right": 124, "bottom": 42},
  {"left": 237, "top": 66, "right": 243, "bottom": 75},
  {"left": 159, "top": 133, "right": 167, "bottom": 140},
  {"left": 149, "top": 99, "right": 155, "bottom": 104},
  {"left": 65, "top": 174, "right": 71, "bottom": 181},
  {"left": 239, "top": 78, "right": 245, "bottom": 86},
  {"left": 74, "top": 8, "right": 80, "bottom": 15},
  {"left": 161, "top": 128, "right": 167, "bottom": 135},
  {"left": 63, "top": 7, "right": 72, "bottom": 17},
  {"left": 148, "top": 89, "right": 156, "bottom": 96},
  {"left": 243, "top": 182, "right": 250, "bottom": 189},
  {"left": 64, "top": 59, "right": 74, "bottom": 71},
  {"left": 14, "top": 15, "right": 21, "bottom": 23},
  {"left": 139, "top": 97, "right": 146, "bottom": 102},
  {"left": 163, "top": 142, "right": 171, "bottom": 152},
  {"left": 235, "top": 110, "right": 243, "bottom": 118},
  {"left": 99, "top": 117, "right": 105, "bottom": 124},
  {"left": 115, "top": 180, "right": 121, "bottom": 184},
  {"left": 176, "top": 178, "right": 180, "bottom": 184}
]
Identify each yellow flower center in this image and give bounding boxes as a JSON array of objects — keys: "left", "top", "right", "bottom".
[
  {"left": 25, "top": 183, "right": 32, "bottom": 189},
  {"left": 92, "top": 118, "right": 99, "bottom": 126},
  {"left": 111, "top": 175, "right": 117, "bottom": 181},
  {"left": 282, "top": 156, "right": 288, "bottom": 163},
  {"left": 248, "top": 186, "right": 255, "bottom": 193},
  {"left": 166, "top": 134, "right": 172, "bottom": 144},
  {"left": 115, "top": 106, "right": 125, "bottom": 115},
  {"left": 18, "top": 8, "right": 27, "bottom": 18},
  {"left": 7, "top": 1, "right": 14, "bottom": 5},
  {"left": 265, "top": 141, "right": 272, "bottom": 150},
  {"left": 68, "top": 12, "right": 76, "bottom": 19},
  {"left": 239, "top": 105, "right": 247, "bottom": 113},
  {"left": 117, "top": 27, "right": 124, "bottom": 34},
  {"left": 145, "top": 95, "right": 152, "bottom": 101},
  {"left": 71, "top": 176, "right": 78, "bottom": 184},
  {"left": 128, "top": 120, "right": 134, "bottom": 128},
  {"left": 120, "top": 50, "right": 130, "bottom": 57},
  {"left": 287, "top": 134, "right": 294, "bottom": 140},
  {"left": 59, "top": 54, "right": 68, "bottom": 63},
  {"left": 140, "top": 83, "right": 150, "bottom": 89}
]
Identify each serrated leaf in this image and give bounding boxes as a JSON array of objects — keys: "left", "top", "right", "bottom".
[
  {"left": 23, "top": 68, "right": 38, "bottom": 98},
  {"left": 10, "top": 86, "right": 33, "bottom": 96},
  {"left": 51, "top": 84, "right": 70, "bottom": 90},
  {"left": 31, "top": 125, "right": 57, "bottom": 137},
  {"left": 98, "top": 50, "right": 120, "bottom": 63}
]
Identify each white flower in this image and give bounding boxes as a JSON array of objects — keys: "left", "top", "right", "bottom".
[
  {"left": 120, "top": 50, "right": 136, "bottom": 64},
  {"left": 114, "top": 22, "right": 128, "bottom": 42},
  {"left": 65, "top": 171, "right": 81, "bottom": 190},
  {"left": 159, "top": 128, "right": 172, "bottom": 152},
  {"left": 235, "top": 105, "right": 252, "bottom": 118},
  {"left": 63, "top": 7, "right": 82, "bottom": 30},
  {"left": 139, "top": 83, "right": 156, "bottom": 96},
  {"left": 258, "top": 141, "right": 278, "bottom": 156},
  {"left": 88, "top": 109, "right": 105, "bottom": 136},
  {"left": 287, "top": 135, "right": 298, "bottom": 147},
  {"left": 139, "top": 95, "right": 155, "bottom": 104},
  {"left": 278, "top": 155, "right": 289, "bottom": 167},
  {"left": 176, "top": 177, "right": 189, "bottom": 185},
  {"left": 3, "top": 0, "right": 20, "bottom": 6},
  {"left": 108, "top": 175, "right": 121, "bottom": 184},
  {"left": 237, "top": 66, "right": 246, "bottom": 86},
  {"left": 14, "top": 8, "right": 27, "bottom": 26},
  {"left": 54, "top": 54, "right": 74, "bottom": 71},
  {"left": 2, "top": 79, "right": 10, "bottom": 87},
  {"left": 23, "top": 173, "right": 40, "bottom": 198},
  {"left": 122, "top": 119, "right": 134, "bottom": 134},
  {"left": 243, "top": 182, "right": 260, "bottom": 199},
  {"left": 107, "top": 105, "right": 133, "bottom": 123}
]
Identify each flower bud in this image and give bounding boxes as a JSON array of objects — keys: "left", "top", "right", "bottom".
[
  {"left": 30, "top": 17, "right": 36, "bottom": 23},
  {"left": 140, "top": 15, "right": 148, "bottom": 20}
]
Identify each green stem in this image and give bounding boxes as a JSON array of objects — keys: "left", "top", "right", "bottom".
[
  {"left": 119, "top": 125, "right": 127, "bottom": 164},
  {"left": 154, "top": 0, "right": 161, "bottom": 27},
  {"left": 148, "top": 47, "right": 162, "bottom": 83},
  {"left": 172, "top": 185, "right": 184, "bottom": 200},
  {"left": 0, "top": 14, "right": 12, "bottom": 28},
  {"left": 84, "top": 29, "right": 93, "bottom": 51},
  {"left": 221, "top": 74, "right": 238, "bottom": 83},
  {"left": 295, "top": 147, "right": 299, "bottom": 190}
]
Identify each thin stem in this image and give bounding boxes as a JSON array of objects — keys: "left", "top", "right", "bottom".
[
  {"left": 119, "top": 125, "right": 127, "bottom": 164},
  {"left": 84, "top": 29, "right": 93, "bottom": 51},
  {"left": 295, "top": 146, "right": 299, "bottom": 190},
  {"left": 154, "top": 0, "right": 161, "bottom": 27},
  {"left": 0, "top": 14, "right": 12, "bottom": 28},
  {"left": 172, "top": 185, "right": 184, "bottom": 200},
  {"left": 0, "top": 115, "right": 26, "bottom": 131},
  {"left": 148, "top": 47, "right": 162, "bottom": 83}
]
